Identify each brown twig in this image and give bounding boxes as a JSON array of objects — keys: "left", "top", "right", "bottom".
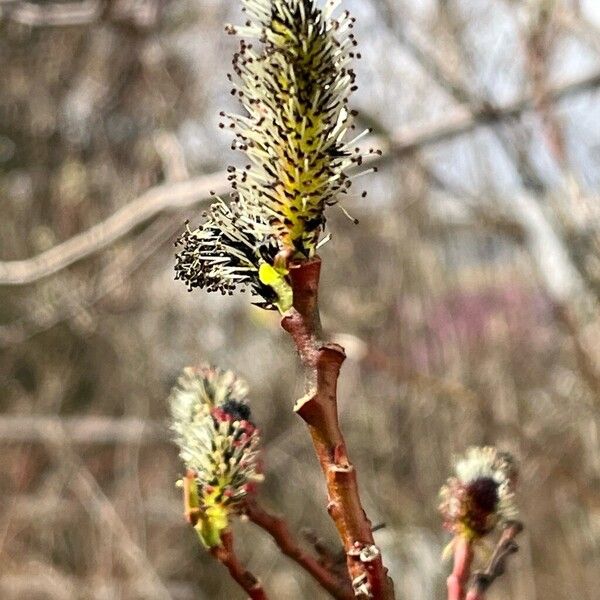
[
  {"left": 447, "top": 536, "right": 474, "bottom": 600},
  {"left": 3, "top": 0, "right": 102, "bottom": 27},
  {"left": 301, "top": 527, "right": 344, "bottom": 571},
  {"left": 465, "top": 521, "right": 523, "bottom": 600},
  {"left": 245, "top": 500, "right": 353, "bottom": 600},
  {"left": 210, "top": 531, "right": 269, "bottom": 600},
  {"left": 181, "top": 471, "right": 268, "bottom": 599},
  {"left": 280, "top": 257, "right": 394, "bottom": 599},
  {"left": 41, "top": 421, "right": 173, "bottom": 599}
]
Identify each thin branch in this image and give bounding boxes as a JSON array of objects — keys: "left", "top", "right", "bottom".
[
  {"left": 180, "top": 472, "right": 269, "bottom": 599},
  {"left": 4, "top": 494, "right": 180, "bottom": 525},
  {"left": 1, "top": 68, "right": 598, "bottom": 287},
  {"left": 553, "top": 302, "right": 600, "bottom": 401},
  {"left": 555, "top": 7, "right": 600, "bottom": 56},
  {"left": 1, "top": 0, "right": 102, "bottom": 26},
  {"left": 0, "top": 213, "right": 184, "bottom": 348},
  {"left": 0, "top": 172, "right": 226, "bottom": 285},
  {"left": 465, "top": 521, "right": 523, "bottom": 600},
  {"left": 447, "top": 537, "right": 474, "bottom": 600},
  {"left": 0, "top": 132, "right": 191, "bottom": 347},
  {"left": 245, "top": 500, "right": 353, "bottom": 600},
  {"left": 0, "top": 575, "right": 205, "bottom": 600},
  {"left": 522, "top": 3, "right": 569, "bottom": 168},
  {"left": 386, "top": 69, "right": 600, "bottom": 156},
  {"left": 0, "top": 415, "right": 166, "bottom": 445},
  {"left": 374, "top": 0, "right": 475, "bottom": 105},
  {"left": 39, "top": 420, "right": 174, "bottom": 599},
  {"left": 280, "top": 257, "right": 394, "bottom": 600},
  {"left": 210, "top": 531, "right": 269, "bottom": 600}
]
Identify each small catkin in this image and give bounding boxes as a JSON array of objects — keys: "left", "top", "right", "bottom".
[{"left": 169, "top": 365, "right": 264, "bottom": 547}]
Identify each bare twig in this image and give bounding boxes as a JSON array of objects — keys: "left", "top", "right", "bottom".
[
  {"left": 0, "top": 213, "right": 185, "bottom": 347},
  {"left": 465, "top": 521, "right": 523, "bottom": 600},
  {"left": 301, "top": 528, "right": 346, "bottom": 574},
  {"left": 1, "top": 69, "right": 599, "bottom": 287},
  {"left": 555, "top": 7, "right": 600, "bottom": 55},
  {"left": 0, "top": 172, "right": 226, "bottom": 285},
  {"left": 0, "top": 415, "right": 165, "bottom": 445},
  {"left": 553, "top": 303, "right": 600, "bottom": 400},
  {"left": 0, "top": 132, "right": 191, "bottom": 347},
  {"left": 386, "top": 69, "right": 600, "bottom": 157},
  {"left": 245, "top": 500, "right": 353, "bottom": 600},
  {"left": 522, "top": 2, "right": 568, "bottom": 168},
  {"left": 210, "top": 531, "right": 269, "bottom": 600},
  {"left": 374, "top": 0, "right": 475, "bottom": 105},
  {"left": 3, "top": 494, "right": 180, "bottom": 525},
  {"left": 281, "top": 257, "right": 394, "bottom": 599},
  {"left": 0, "top": 574, "right": 205, "bottom": 600}
]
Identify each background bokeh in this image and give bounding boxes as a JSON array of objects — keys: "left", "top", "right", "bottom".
[{"left": 1, "top": 0, "right": 600, "bottom": 598}]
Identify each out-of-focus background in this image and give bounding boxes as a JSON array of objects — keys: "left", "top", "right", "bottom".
[{"left": 1, "top": 0, "right": 600, "bottom": 598}]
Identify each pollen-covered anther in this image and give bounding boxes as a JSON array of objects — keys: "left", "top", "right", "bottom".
[{"left": 174, "top": 199, "right": 281, "bottom": 308}]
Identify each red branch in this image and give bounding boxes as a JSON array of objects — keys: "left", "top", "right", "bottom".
[
  {"left": 465, "top": 521, "right": 523, "bottom": 600},
  {"left": 280, "top": 257, "right": 394, "bottom": 599},
  {"left": 245, "top": 500, "right": 353, "bottom": 600},
  {"left": 210, "top": 531, "right": 269, "bottom": 600},
  {"left": 447, "top": 537, "right": 474, "bottom": 600}
]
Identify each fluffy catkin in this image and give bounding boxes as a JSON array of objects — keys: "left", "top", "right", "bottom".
[
  {"left": 175, "top": 0, "right": 375, "bottom": 309},
  {"left": 169, "top": 366, "right": 263, "bottom": 547}
]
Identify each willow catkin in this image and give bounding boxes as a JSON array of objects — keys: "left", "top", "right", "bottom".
[{"left": 175, "top": 0, "right": 374, "bottom": 310}]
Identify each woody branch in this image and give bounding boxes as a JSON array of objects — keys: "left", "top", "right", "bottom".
[
  {"left": 280, "top": 257, "right": 394, "bottom": 600},
  {"left": 210, "top": 532, "right": 269, "bottom": 600},
  {"left": 245, "top": 500, "right": 353, "bottom": 600}
]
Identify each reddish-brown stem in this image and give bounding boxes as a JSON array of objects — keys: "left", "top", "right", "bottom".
[
  {"left": 181, "top": 471, "right": 268, "bottom": 599},
  {"left": 447, "top": 536, "right": 474, "bottom": 600},
  {"left": 210, "top": 530, "right": 269, "bottom": 600},
  {"left": 465, "top": 521, "right": 523, "bottom": 600},
  {"left": 245, "top": 500, "right": 354, "bottom": 600},
  {"left": 280, "top": 257, "right": 394, "bottom": 599}
]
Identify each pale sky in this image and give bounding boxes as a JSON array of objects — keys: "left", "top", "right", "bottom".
[{"left": 582, "top": 0, "right": 600, "bottom": 27}]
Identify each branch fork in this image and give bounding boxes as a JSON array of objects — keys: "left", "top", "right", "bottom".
[
  {"left": 245, "top": 500, "right": 354, "bottom": 600},
  {"left": 465, "top": 521, "right": 523, "bottom": 600}
]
